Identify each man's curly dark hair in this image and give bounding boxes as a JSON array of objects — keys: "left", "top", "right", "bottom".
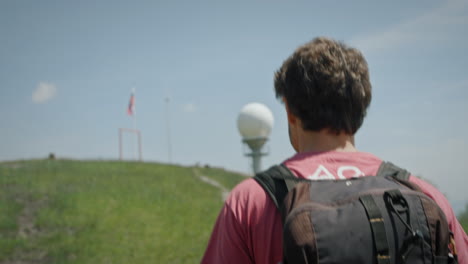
[{"left": 274, "top": 37, "right": 372, "bottom": 134}]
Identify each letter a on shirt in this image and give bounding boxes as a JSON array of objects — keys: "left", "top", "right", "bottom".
[{"left": 308, "top": 165, "right": 335, "bottom": 180}]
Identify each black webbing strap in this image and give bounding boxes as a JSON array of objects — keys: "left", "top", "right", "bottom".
[
  {"left": 360, "top": 194, "right": 391, "bottom": 264},
  {"left": 377, "top": 161, "right": 410, "bottom": 181},
  {"left": 276, "top": 164, "right": 299, "bottom": 192},
  {"left": 254, "top": 164, "right": 305, "bottom": 209}
]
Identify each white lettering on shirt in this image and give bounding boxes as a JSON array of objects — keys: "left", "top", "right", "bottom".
[
  {"left": 307, "top": 165, "right": 335, "bottom": 180},
  {"left": 307, "top": 165, "right": 365, "bottom": 180},
  {"left": 337, "top": 166, "right": 365, "bottom": 179}
]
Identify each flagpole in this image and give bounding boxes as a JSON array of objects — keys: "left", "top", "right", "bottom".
[
  {"left": 132, "top": 87, "right": 136, "bottom": 126},
  {"left": 132, "top": 87, "right": 137, "bottom": 160},
  {"left": 165, "top": 97, "right": 172, "bottom": 164}
]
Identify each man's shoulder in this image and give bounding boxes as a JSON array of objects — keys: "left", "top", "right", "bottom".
[
  {"left": 409, "top": 176, "right": 452, "bottom": 207},
  {"left": 226, "top": 178, "right": 270, "bottom": 206},
  {"left": 222, "top": 177, "right": 279, "bottom": 227}
]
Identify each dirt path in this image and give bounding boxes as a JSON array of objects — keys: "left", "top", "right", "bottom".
[
  {"left": 0, "top": 195, "right": 48, "bottom": 264},
  {"left": 193, "top": 169, "right": 230, "bottom": 201},
  {"left": 17, "top": 197, "right": 47, "bottom": 239}
]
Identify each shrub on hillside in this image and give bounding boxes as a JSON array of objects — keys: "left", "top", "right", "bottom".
[{"left": 458, "top": 204, "right": 468, "bottom": 233}]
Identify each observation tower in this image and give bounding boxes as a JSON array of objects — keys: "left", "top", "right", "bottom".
[{"left": 237, "top": 103, "right": 274, "bottom": 174}]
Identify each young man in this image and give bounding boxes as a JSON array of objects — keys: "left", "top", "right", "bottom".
[{"left": 201, "top": 37, "right": 467, "bottom": 264}]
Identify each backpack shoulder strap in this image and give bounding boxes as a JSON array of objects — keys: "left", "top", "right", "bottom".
[
  {"left": 376, "top": 161, "right": 424, "bottom": 192},
  {"left": 376, "top": 161, "right": 410, "bottom": 181},
  {"left": 254, "top": 164, "right": 305, "bottom": 209}
]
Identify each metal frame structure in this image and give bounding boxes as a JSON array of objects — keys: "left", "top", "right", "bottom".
[{"left": 118, "top": 128, "right": 142, "bottom": 161}]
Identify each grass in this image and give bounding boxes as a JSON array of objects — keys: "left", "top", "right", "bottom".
[
  {"left": 1, "top": 160, "right": 465, "bottom": 263},
  {"left": 0, "top": 159, "right": 247, "bottom": 263},
  {"left": 196, "top": 166, "right": 249, "bottom": 190},
  {"left": 459, "top": 204, "right": 468, "bottom": 233}
]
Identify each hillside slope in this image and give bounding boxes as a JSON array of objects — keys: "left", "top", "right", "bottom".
[{"left": 0, "top": 160, "right": 247, "bottom": 264}]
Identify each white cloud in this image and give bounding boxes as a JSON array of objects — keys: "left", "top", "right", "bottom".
[
  {"left": 183, "top": 103, "right": 197, "bottom": 113},
  {"left": 32, "top": 82, "right": 57, "bottom": 104},
  {"left": 350, "top": 0, "right": 468, "bottom": 53}
]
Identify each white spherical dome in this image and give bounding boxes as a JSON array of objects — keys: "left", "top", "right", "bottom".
[{"left": 237, "top": 102, "right": 274, "bottom": 139}]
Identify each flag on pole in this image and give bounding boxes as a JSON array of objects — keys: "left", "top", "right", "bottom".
[{"left": 127, "top": 89, "right": 135, "bottom": 116}]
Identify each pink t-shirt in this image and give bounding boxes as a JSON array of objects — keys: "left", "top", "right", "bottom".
[{"left": 201, "top": 151, "right": 468, "bottom": 264}]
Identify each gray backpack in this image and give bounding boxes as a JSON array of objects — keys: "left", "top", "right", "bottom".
[{"left": 254, "top": 162, "right": 458, "bottom": 264}]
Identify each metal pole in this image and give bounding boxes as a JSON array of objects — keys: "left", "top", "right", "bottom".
[
  {"left": 165, "top": 97, "right": 172, "bottom": 163},
  {"left": 251, "top": 148, "right": 262, "bottom": 174},
  {"left": 243, "top": 137, "right": 268, "bottom": 174},
  {"left": 119, "top": 129, "right": 123, "bottom": 160},
  {"left": 131, "top": 88, "right": 137, "bottom": 160},
  {"left": 138, "top": 130, "right": 142, "bottom": 161}
]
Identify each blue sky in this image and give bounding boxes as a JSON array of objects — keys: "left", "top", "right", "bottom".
[{"left": 1, "top": 0, "right": 467, "bottom": 211}]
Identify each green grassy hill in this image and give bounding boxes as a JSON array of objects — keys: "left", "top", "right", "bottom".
[
  {"left": 1, "top": 160, "right": 466, "bottom": 263},
  {"left": 0, "top": 159, "right": 247, "bottom": 264},
  {"left": 459, "top": 204, "right": 468, "bottom": 233}
]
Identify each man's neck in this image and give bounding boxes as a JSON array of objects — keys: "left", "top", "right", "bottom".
[{"left": 296, "top": 129, "right": 357, "bottom": 153}]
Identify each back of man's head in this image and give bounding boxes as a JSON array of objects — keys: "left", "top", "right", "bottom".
[{"left": 274, "top": 37, "right": 372, "bottom": 135}]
